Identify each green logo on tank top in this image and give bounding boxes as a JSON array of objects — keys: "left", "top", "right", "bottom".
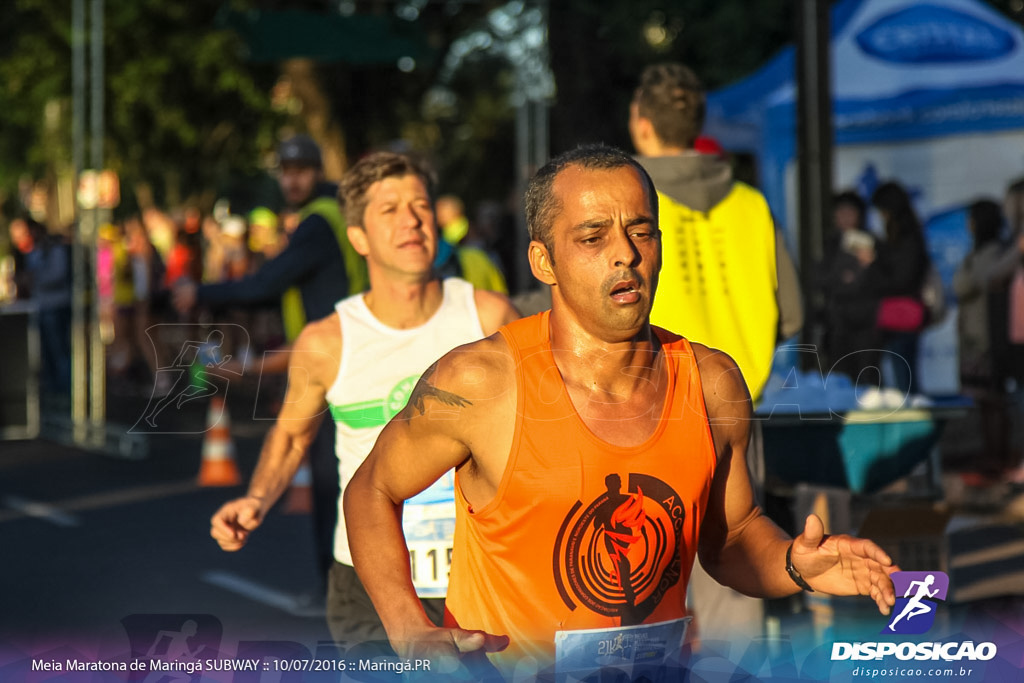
[{"left": 329, "top": 374, "right": 419, "bottom": 428}]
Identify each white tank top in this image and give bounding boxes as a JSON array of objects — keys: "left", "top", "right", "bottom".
[{"left": 325, "top": 277, "right": 484, "bottom": 597}]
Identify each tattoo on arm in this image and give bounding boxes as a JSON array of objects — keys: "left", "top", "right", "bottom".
[{"left": 408, "top": 362, "right": 472, "bottom": 415}]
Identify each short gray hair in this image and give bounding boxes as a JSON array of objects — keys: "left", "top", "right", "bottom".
[{"left": 524, "top": 144, "right": 657, "bottom": 258}]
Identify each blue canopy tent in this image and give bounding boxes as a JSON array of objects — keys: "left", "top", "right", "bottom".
[
  {"left": 706, "top": 0, "right": 1024, "bottom": 232},
  {"left": 707, "top": 0, "right": 1024, "bottom": 394}
]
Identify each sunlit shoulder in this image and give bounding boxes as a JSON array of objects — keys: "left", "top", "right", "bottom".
[
  {"left": 690, "top": 341, "right": 751, "bottom": 420},
  {"left": 417, "top": 332, "right": 515, "bottom": 411},
  {"left": 287, "top": 311, "right": 341, "bottom": 387}
]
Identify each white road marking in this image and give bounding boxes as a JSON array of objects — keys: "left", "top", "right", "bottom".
[
  {"left": 0, "top": 479, "right": 199, "bottom": 525},
  {"left": 950, "top": 539, "right": 1024, "bottom": 568},
  {"left": 2, "top": 496, "right": 80, "bottom": 527}
]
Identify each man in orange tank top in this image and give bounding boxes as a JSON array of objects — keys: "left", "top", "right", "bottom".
[{"left": 345, "top": 145, "right": 899, "bottom": 677}]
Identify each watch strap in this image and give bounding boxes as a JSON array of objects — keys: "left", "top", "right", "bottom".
[{"left": 786, "top": 542, "right": 815, "bottom": 592}]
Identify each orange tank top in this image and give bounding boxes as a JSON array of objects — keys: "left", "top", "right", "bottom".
[{"left": 444, "top": 311, "right": 718, "bottom": 668}]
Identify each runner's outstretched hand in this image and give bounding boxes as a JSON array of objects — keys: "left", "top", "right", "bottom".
[{"left": 790, "top": 513, "right": 900, "bottom": 614}]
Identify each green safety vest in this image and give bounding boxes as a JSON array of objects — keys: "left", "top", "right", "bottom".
[{"left": 282, "top": 196, "right": 369, "bottom": 342}]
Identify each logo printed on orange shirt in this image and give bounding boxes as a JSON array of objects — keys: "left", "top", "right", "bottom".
[{"left": 553, "top": 473, "right": 686, "bottom": 625}]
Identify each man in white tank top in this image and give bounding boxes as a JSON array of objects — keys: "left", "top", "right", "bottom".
[{"left": 209, "top": 152, "right": 519, "bottom": 648}]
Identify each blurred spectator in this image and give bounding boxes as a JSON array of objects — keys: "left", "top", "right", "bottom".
[
  {"left": 629, "top": 60, "right": 803, "bottom": 645},
  {"left": 953, "top": 199, "right": 1020, "bottom": 481},
  {"left": 201, "top": 213, "right": 228, "bottom": 285},
  {"left": 865, "top": 181, "right": 930, "bottom": 395},
  {"left": 143, "top": 207, "right": 176, "bottom": 262},
  {"left": 817, "top": 191, "right": 881, "bottom": 382},
  {"left": 243, "top": 206, "right": 289, "bottom": 362},
  {"left": 436, "top": 194, "right": 469, "bottom": 246},
  {"left": 173, "top": 134, "right": 368, "bottom": 329},
  {"left": 434, "top": 193, "right": 509, "bottom": 294},
  {"left": 9, "top": 218, "right": 34, "bottom": 300},
  {"left": 248, "top": 206, "right": 286, "bottom": 267},
  {"left": 109, "top": 223, "right": 136, "bottom": 377},
  {"left": 8, "top": 216, "right": 72, "bottom": 394},
  {"left": 1005, "top": 177, "right": 1024, "bottom": 236},
  {"left": 96, "top": 223, "right": 119, "bottom": 345},
  {"left": 1006, "top": 178, "right": 1024, "bottom": 359},
  {"left": 124, "top": 216, "right": 168, "bottom": 392},
  {"left": 1000, "top": 178, "right": 1024, "bottom": 483},
  {"left": 219, "top": 215, "right": 251, "bottom": 282},
  {"left": 205, "top": 213, "right": 254, "bottom": 364},
  {"left": 163, "top": 218, "right": 200, "bottom": 289},
  {"left": 182, "top": 206, "right": 202, "bottom": 238},
  {"left": 434, "top": 239, "right": 509, "bottom": 294}
]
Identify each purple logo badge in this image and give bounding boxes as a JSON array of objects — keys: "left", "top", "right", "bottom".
[{"left": 884, "top": 571, "right": 949, "bottom": 635}]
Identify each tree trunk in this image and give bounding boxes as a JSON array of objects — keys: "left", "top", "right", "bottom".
[{"left": 281, "top": 58, "right": 347, "bottom": 181}]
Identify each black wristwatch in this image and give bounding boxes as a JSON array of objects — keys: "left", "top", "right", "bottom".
[{"left": 785, "top": 542, "right": 815, "bottom": 592}]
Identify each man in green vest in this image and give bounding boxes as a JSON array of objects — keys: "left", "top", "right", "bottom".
[{"left": 173, "top": 134, "right": 367, "bottom": 322}]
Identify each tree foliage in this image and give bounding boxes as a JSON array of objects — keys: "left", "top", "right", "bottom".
[
  {"left": 548, "top": 0, "right": 792, "bottom": 154},
  {"left": 7, "top": 0, "right": 1015, "bottom": 223},
  {"left": 0, "top": 0, "right": 283, "bottom": 214}
]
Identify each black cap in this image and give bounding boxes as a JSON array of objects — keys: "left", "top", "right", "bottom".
[{"left": 278, "top": 134, "right": 322, "bottom": 168}]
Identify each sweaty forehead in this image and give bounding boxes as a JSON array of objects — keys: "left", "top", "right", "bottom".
[{"left": 552, "top": 164, "right": 653, "bottom": 220}]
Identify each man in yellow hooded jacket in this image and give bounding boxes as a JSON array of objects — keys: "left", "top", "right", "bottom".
[{"left": 629, "top": 62, "right": 804, "bottom": 643}]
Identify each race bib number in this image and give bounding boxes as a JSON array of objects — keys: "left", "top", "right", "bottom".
[
  {"left": 403, "top": 474, "right": 456, "bottom": 598},
  {"left": 407, "top": 539, "right": 453, "bottom": 598},
  {"left": 554, "top": 617, "right": 690, "bottom": 682}
]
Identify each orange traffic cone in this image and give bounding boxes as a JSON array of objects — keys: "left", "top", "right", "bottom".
[
  {"left": 283, "top": 459, "right": 313, "bottom": 514},
  {"left": 198, "top": 395, "right": 242, "bottom": 487}
]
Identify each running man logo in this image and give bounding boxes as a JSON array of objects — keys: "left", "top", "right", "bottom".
[
  {"left": 553, "top": 473, "right": 685, "bottom": 625},
  {"left": 884, "top": 571, "right": 949, "bottom": 635},
  {"left": 121, "top": 613, "right": 222, "bottom": 682},
  {"left": 131, "top": 324, "right": 249, "bottom": 434}
]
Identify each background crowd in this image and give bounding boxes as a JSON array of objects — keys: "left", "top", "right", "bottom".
[
  {"left": 6, "top": 154, "right": 1024, "bottom": 489},
  {"left": 816, "top": 177, "right": 1024, "bottom": 485}
]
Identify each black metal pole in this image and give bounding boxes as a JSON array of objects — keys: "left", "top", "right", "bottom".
[{"left": 796, "top": 0, "right": 833, "bottom": 353}]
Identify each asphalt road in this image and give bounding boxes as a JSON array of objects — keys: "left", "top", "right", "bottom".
[
  {"left": 0, "top": 385, "right": 337, "bottom": 674},
  {"left": 3, "top": 377, "right": 1024, "bottom": 682}
]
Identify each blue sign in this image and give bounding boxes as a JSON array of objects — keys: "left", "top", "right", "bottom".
[{"left": 856, "top": 5, "right": 1015, "bottom": 64}]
